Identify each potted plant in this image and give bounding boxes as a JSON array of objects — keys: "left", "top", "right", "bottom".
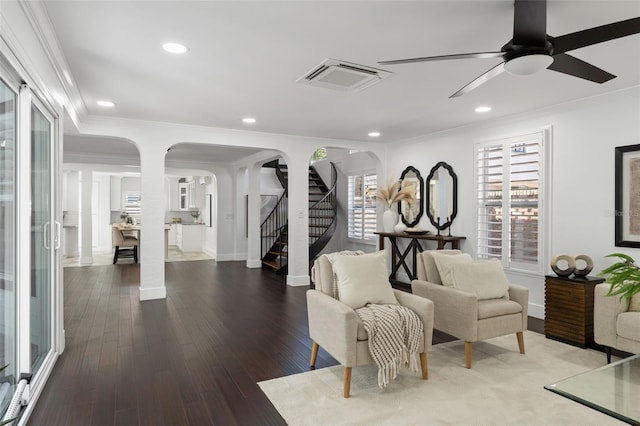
[{"left": 599, "top": 253, "right": 640, "bottom": 308}]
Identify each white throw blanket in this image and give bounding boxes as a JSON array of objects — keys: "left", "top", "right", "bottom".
[{"left": 356, "top": 304, "right": 423, "bottom": 389}]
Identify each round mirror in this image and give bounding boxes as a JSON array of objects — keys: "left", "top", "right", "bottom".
[
  {"left": 426, "top": 162, "right": 458, "bottom": 230},
  {"left": 397, "top": 166, "right": 424, "bottom": 227}
]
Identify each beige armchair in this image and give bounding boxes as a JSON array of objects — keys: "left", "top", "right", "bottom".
[
  {"left": 411, "top": 250, "right": 528, "bottom": 368},
  {"left": 307, "top": 253, "right": 434, "bottom": 398},
  {"left": 112, "top": 226, "right": 138, "bottom": 264},
  {"left": 594, "top": 283, "right": 640, "bottom": 363}
]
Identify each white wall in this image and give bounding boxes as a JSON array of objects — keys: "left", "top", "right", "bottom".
[
  {"left": 92, "top": 174, "right": 111, "bottom": 252},
  {"left": 387, "top": 87, "right": 640, "bottom": 318}
]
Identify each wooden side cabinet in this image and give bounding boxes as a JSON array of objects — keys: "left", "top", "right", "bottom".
[{"left": 544, "top": 275, "right": 604, "bottom": 348}]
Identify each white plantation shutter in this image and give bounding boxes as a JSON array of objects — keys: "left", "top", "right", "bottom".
[
  {"left": 348, "top": 172, "right": 377, "bottom": 241},
  {"left": 476, "top": 132, "right": 545, "bottom": 271},
  {"left": 124, "top": 192, "right": 141, "bottom": 217}
]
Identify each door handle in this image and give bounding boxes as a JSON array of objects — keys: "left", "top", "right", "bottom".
[
  {"left": 54, "top": 221, "right": 61, "bottom": 250},
  {"left": 43, "top": 222, "right": 50, "bottom": 250}
]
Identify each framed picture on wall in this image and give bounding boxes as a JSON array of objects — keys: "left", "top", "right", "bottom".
[{"left": 615, "top": 144, "right": 640, "bottom": 247}]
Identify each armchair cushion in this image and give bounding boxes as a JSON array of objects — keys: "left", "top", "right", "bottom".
[
  {"left": 450, "top": 259, "right": 510, "bottom": 300},
  {"left": 430, "top": 251, "right": 473, "bottom": 286},
  {"left": 333, "top": 250, "right": 397, "bottom": 309},
  {"left": 617, "top": 312, "right": 640, "bottom": 341},
  {"left": 477, "top": 299, "right": 522, "bottom": 320}
]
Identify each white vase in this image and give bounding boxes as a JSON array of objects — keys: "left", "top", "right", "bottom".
[
  {"left": 394, "top": 215, "right": 407, "bottom": 233},
  {"left": 382, "top": 209, "right": 397, "bottom": 233}
]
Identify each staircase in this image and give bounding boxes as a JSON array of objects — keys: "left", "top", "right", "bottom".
[{"left": 261, "top": 161, "right": 337, "bottom": 274}]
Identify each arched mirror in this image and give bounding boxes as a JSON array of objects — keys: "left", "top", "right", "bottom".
[
  {"left": 397, "top": 166, "right": 424, "bottom": 227},
  {"left": 426, "top": 161, "right": 458, "bottom": 230}
]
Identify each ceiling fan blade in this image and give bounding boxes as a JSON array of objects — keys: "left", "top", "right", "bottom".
[
  {"left": 552, "top": 17, "right": 640, "bottom": 54},
  {"left": 513, "top": 0, "right": 547, "bottom": 47},
  {"left": 547, "top": 53, "right": 615, "bottom": 83},
  {"left": 378, "top": 52, "right": 503, "bottom": 66},
  {"left": 449, "top": 62, "right": 505, "bottom": 98}
]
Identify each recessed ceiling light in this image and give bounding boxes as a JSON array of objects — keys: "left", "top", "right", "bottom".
[
  {"left": 162, "top": 42, "right": 189, "bottom": 54},
  {"left": 475, "top": 106, "right": 492, "bottom": 113},
  {"left": 368, "top": 131, "right": 381, "bottom": 137},
  {"left": 242, "top": 117, "right": 256, "bottom": 124},
  {"left": 97, "top": 100, "right": 115, "bottom": 107}
]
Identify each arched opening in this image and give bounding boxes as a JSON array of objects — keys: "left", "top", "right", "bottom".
[{"left": 62, "top": 134, "right": 141, "bottom": 267}]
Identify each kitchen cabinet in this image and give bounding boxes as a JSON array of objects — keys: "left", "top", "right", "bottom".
[
  {"left": 179, "top": 182, "right": 190, "bottom": 210},
  {"left": 176, "top": 224, "right": 204, "bottom": 252},
  {"left": 168, "top": 223, "right": 177, "bottom": 245}
]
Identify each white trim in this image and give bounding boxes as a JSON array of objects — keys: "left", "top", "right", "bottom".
[
  {"left": 216, "top": 253, "right": 236, "bottom": 262},
  {"left": 473, "top": 128, "right": 550, "bottom": 274},
  {"left": 17, "top": 84, "right": 32, "bottom": 384},
  {"left": 202, "top": 246, "right": 217, "bottom": 259},
  {"left": 246, "top": 259, "right": 262, "bottom": 268},
  {"left": 528, "top": 303, "right": 544, "bottom": 320},
  {"left": 139, "top": 286, "right": 167, "bottom": 301},
  {"left": 79, "top": 256, "right": 94, "bottom": 265},
  {"left": 286, "top": 275, "right": 310, "bottom": 287}
]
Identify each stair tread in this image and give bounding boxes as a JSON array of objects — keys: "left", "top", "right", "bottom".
[
  {"left": 268, "top": 251, "right": 288, "bottom": 257},
  {"left": 263, "top": 259, "right": 287, "bottom": 269}
]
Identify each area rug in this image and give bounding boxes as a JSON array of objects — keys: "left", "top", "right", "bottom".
[{"left": 258, "top": 331, "right": 624, "bottom": 425}]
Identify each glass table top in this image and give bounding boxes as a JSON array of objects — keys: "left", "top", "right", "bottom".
[{"left": 545, "top": 354, "right": 640, "bottom": 425}]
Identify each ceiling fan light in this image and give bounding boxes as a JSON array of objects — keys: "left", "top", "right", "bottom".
[{"left": 504, "top": 54, "right": 553, "bottom": 76}]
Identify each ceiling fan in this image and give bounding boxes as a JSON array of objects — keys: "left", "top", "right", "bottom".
[{"left": 378, "top": 0, "right": 640, "bottom": 98}]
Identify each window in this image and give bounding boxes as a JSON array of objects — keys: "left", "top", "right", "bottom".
[
  {"left": 475, "top": 131, "right": 547, "bottom": 272},
  {"left": 123, "top": 192, "right": 141, "bottom": 218},
  {"left": 347, "top": 172, "right": 377, "bottom": 241}
]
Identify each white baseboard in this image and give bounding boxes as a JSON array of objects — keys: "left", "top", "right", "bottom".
[
  {"left": 529, "top": 303, "right": 544, "bottom": 319},
  {"left": 139, "top": 285, "right": 167, "bottom": 301},
  {"left": 216, "top": 253, "right": 236, "bottom": 261},
  {"left": 235, "top": 252, "right": 247, "bottom": 261},
  {"left": 287, "top": 275, "right": 310, "bottom": 287},
  {"left": 202, "top": 246, "right": 216, "bottom": 259},
  {"left": 246, "top": 259, "right": 262, "bottom": 268},
  {"left": 80, "top": 256, "right": 94, "bottom": 265}
]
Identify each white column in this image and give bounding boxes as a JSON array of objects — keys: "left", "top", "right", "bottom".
[
  {"left": 246, "top": 163, "right": 262, "bottom": 268},
  {"left": 139, "top": 145, "right": 166, "bottom": 301},
  {"left": 79, "top": 168, "right": 93, "bottom": 265},
  {"left": 214, "top": 170, "right": 234, "bottom": 261},
  {"left": 286, "top": 158, "right": 310, "bottom": 286},
  {"left": 64, "top": 170, "right": 80, "bottom": 256}
]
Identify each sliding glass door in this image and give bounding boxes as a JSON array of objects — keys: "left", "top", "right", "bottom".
[
  {"left": 0, "top": 75, "right": 17, "bottom": 418},
  {"left": 0, "top": 54, "right": 60, "bottom": 422},
  {"left": 30, "top": 103, "right": 53, "bottom": 373}
]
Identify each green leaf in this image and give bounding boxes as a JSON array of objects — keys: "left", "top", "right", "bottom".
[{"left": 599, "top": 253, "right": 640, "bottom": 304}]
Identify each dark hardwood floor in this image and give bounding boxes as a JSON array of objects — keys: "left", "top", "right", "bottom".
[{"left": 28, "top": 261, "right": 544, "bottom": 425}]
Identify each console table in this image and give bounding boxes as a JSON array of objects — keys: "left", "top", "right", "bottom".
[
  {"left": 544, "top": 275, "right": 605, "bottom": 348},
  {"left": 375, "top": 232, "right": 466, "bottom": 286}
]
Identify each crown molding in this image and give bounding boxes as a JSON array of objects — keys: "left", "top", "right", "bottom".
[{"left": 18, "top": 0, "right": 87, "bottom": 122}]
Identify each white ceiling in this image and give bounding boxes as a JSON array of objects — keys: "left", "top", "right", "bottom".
[{"left": 46, "top": 0, "right": 640, "bottom": 159}]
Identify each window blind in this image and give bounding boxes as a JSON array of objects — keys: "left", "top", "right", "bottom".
[
  {"left": 124, "top": 192, "right": 141, "bottom": 217},
  {"left": 476, "top": 133, "right": 542, "bottom": 270},
  {"left": 348, "top": 172, "right": 377, "bottom": 241}
]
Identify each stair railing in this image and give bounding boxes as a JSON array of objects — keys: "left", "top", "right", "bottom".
[
  {"left": 309, "top": 162, "right": 338, "bottom": 260},
  {"left": 260, "top": 190, "right": 288, "bottom": 266}
]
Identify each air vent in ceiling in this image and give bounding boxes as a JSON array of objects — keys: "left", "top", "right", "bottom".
[{"left": 297, "top": 59, "right": 392, "bottom": 92}]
